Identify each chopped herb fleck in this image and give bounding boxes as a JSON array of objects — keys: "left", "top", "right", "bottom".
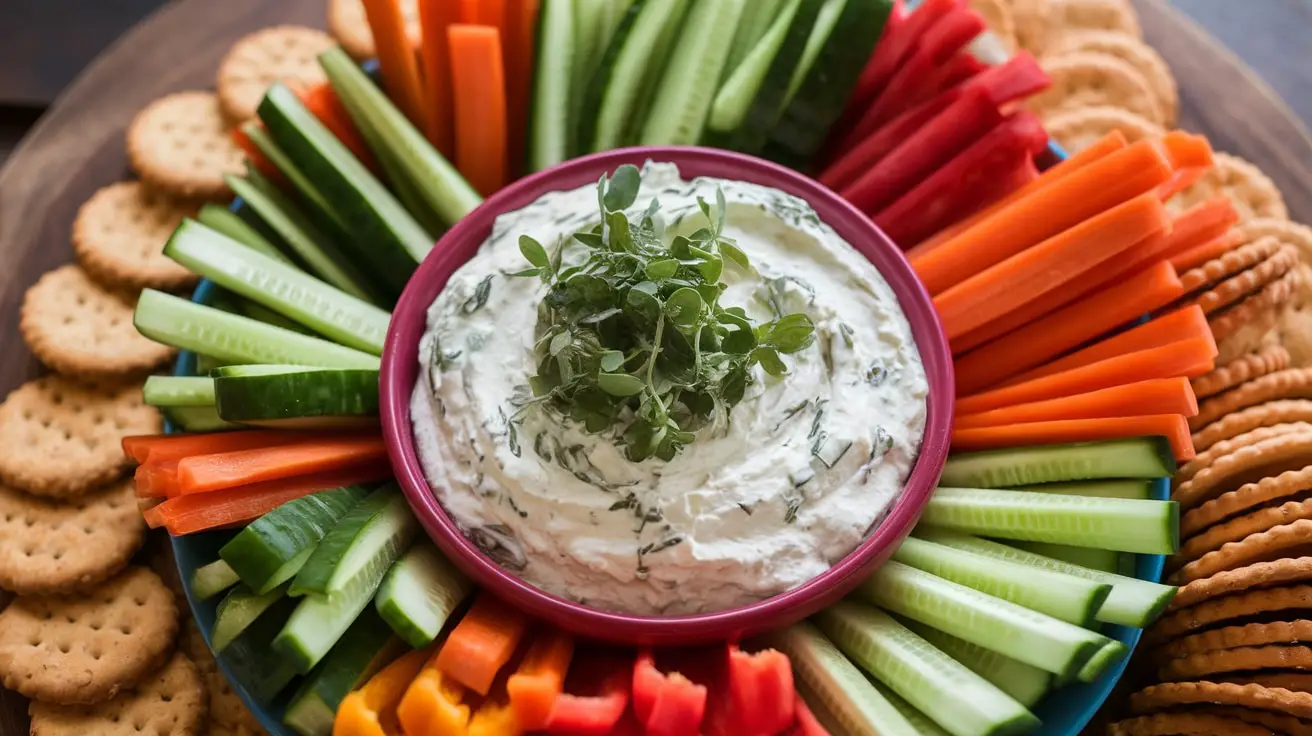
[{"left": 462, "top": 274, "right": 494, "bottom": 314}]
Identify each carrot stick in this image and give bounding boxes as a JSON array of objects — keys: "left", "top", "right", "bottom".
[
  {"left": 912, "top": 138, "right": 1175, "bottom": 295},
  {"left": 1160, "top": 131, "right": 1214, "bottom": 170},
  {"left": 503, "top": 0, "right": 538, "bottom": 178},
  {"left": 447, "top": 24, "right": 508, "bottom": 197},
  {"left": 955, "top": 377, "right": 1198, "bottom": 430},
  {"left": 463, "top": 0, "right": 506, "bottom": 27},
  {"left": 952, "top": 415, "right": 1195, "bottom": 462},
  {"left": 1158, "top": 166, "right": 1207, "bottom": 200},
  {"left": 1170, "top": 229, "right": 1246, "bottom": 272},
  {"left": 122, "top": 430, "right": 311, "bottom": 465},
  {"left": 418, "top": 0, "right": 460, "bottom": 158},
  {"left": 135, "top": 460, "right": 180, "bottom": 498},
  {"left": 436, "top": 593, "right": 531, "bottom": 696},
  {"left": 507, "top": 629, "right": 576, "bottom": 730},
  {"left": 1001, "top": 305, "right": 1213, "bottom": 387},
  {"left": 297, "top": 83, "right": 379, "bottom": 173},
  {"left": 954, "top": 261, "right": 1186, "bottom": 394},
  {"left": 937, "top": 193, "right": 1169, "bottom": 340},
  {"left": 907, "top": 130, "right": 1129, "bottom": 260},
  {"left": 144, "top": 461, "right": 392, "bottom": 534},
  {"left": 175, "top": 436, "right": 388, "bottom": 495},
  {"left": 362, "top": 0, "right": 430, "bottom": 130},
  {"left": 955, "top": 335, "right": 1217, "bottom": 415}
]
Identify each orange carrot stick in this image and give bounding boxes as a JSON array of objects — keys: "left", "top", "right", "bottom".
[
  {"left": 135, "top": 460, "right": 180, "bottom": 498},
  {"left": 954, "top": 377, "right": 1198, "bottom": 430},
  {"left": 912, "top": 138, "right": 1174, "bottom": 295},
  {"left": 463, "top": 0, "right": 507, "bottom": 27},
  {"left": 297, "top": 83, "right": 379, "bottom": 173},
  {"left": 503, "top": 0, "right": 538, "bottom": 178},
  {"left": 362, "top": 0, "right": 430, "bottom": 130},
  {"left": 1170, "top": 229, "right": 1246, "bottom": 272},
  {"left": 955, "top": 336, "right": 1218, "bottom": 416},
  {"left": 447, "top": 24, "right": 508, "bottom": 196},
  {"left": 906, "top": 130, "right": 1129, "bottom": 261},
  {"left": 507, "top": 629, "right": 576, "bottom": 730},
  {"left": 418, "top": 0, "right": 460, "bottom": 158},
  {"left": 1159, "top": 131, "right": 1213, "bottom": 170},
  {"left": 436, "top": 594, "right": 531, "bottom": 696},
  {"left": 954, "top": 261, "right": 1187, "bottom": 394},
  {"left": 176, "top": 436, "right": 388, "bottom": 495},
  {"left": 1002, "top": 305, "right": 1213, "bottom": 387},
  {"left": 122, "top": 430, "right": 311, "bottom": 465},
  {"left": 952, "top": 414, "right": 1195, "bottom": 462},
  {"left": 936, "top": 193, "right": 1168, "bottom": 340},
  {"left": 144, "top": 461, "right": 393, "bottom": 534}
]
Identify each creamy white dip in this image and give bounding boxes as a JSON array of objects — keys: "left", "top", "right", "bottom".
[{"left": 412, "top": 163, "right": 927, "bottom": 615}]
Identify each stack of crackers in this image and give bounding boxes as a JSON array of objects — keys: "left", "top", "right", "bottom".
[{"left": 0, "top": 20, "right": 344, "bottom": 736}]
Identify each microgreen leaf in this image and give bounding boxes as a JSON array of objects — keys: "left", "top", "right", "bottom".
[
  {"left": 600, "top": 350, "right": 626, "bottom": 372},
  {"left": 645, "top": 259, "right": 679, "bottom": 280},
  {"left": 519, "top": 235, "right": 550, "bottom": 269},
  {"left": 665, "top": 288, "right": 704, "bottom": 326},
  {"left": 598, "top": 372, "right": 646, "bottom": 396},
  {"left": 754, "top": 347, "right": 787, "bottom": 376},
  {"left": 603, "top": 165, "right": 641, "bottom": 211}
]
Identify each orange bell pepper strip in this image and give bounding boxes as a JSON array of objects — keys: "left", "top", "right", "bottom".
[
  {"left": 469, "top": 698, "right": 522, "bottom": 736},
  {"left": 507, "top": 628, "right": 576, "bottom": 730},
  {"left": 397, "top": 661, "right": 471, "bottom": 736},
  {"left": 334, "top": 647, "right": 431, "bottom": 736}
]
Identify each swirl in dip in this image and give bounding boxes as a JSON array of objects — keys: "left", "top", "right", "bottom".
[{"left": 412, "top": 163, "right": 927, "bottom": 615}]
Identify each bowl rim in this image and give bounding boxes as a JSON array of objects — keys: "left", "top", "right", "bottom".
[{"left": 379, "top": 145, "right": 954, "bottom": 644}]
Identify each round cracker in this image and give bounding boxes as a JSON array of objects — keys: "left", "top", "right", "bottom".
[
  {"left": 1187, "top": 245, "right": 1299, "bottom": 315},
  {"left": 29, "top": 652, "right": 205, "bottom": 736},
  {"left": 1228, "top": 672, "right": 1312, "bottom": 694},
  {"left": 1169, "top": 559, "right": 1312, "bottom": 612},
  {"left": 1159, "top": 644, "right": 1312, "bottom": 681},
  {"left": 327, "top": 0, "right": 419, "bottom": 61},
  {"left": 1240, "top": 218, "right": 1312, "bottom": 264},
  {"left": 1043, "top": 105, "right": 1164, "bottom": 154},
  {"left": 1010, "top": 0, "right": 1053, "bottom": 54},
  {"left": 1179, "top": 237, "right": 1285, "bottom": 297},
  {"left": 1210, "top": 268, "right": 1302, "bottom": 350},
  {"left": 1281, "top": 301, "right": 1312, "bottom": 369},
  {"left": 1173, "top": 426, "right": 1312, "bottom": 511},
  {"left": 1177, "top": 422, "right": 1310, "bottom": 486},
  {"left": 71, "top": 181, "right": 199, "bottom": 291},
  {"left": 0, "top": 566, "right": 178, "bottom": 705},
  {"left": 0, "top": 376, "right": 160, "bottom": 499},
  {"left": 1048, "top": 0, "right": 1142, "bottom": 38},
  {"left": 1190, "top": 368, "right": 1312, "bottom": 432},
  {"left": 1171, "top": 152, "right": 1289, "bottom": 222},
  {"left": 126, "top": 92, "right": 244, "bottom": 199},
  {"left": 1131, "top": 681, "right": 1312, "bottom": 721},
  {"left": 1192, "top": 345, "right": 1292, "bottom": 401},
  {"left": 1109, "top": 712, "right": 1272, "bottom": 736},
  {"left": 1195, "top": 706, "right": 1312, "bottom": 736},
  {"left": 0, "top": 480, "right": 144, "bottom": 596},
  {"left": 217, "top": 26, "right": 336, "bottom": 123},
  {"left": 1216, "top": 310, "right": 1284, "bottom": 367},
  {"left": 1044, "top": 30, "right": 1178, "bottom": 125},
  {"left": 1172, "top": 518, "right": 1312, "bottom": 585},
  {"left": 1158, "top": 620, "right": 1312, "bottom": 662},
  {"left": 1183, "top": 462, "right": 1312, "bottom": 539},
  {"left": 971, "top": 0, "right": 1016, "bottom": 50},
  {"left": 1176, "top": 498, "right": 1312, "bottom": 568},
  {"left": 20, "top": 265, "right": 175, "bottom": 379},
  {"left": 1030, "top": 51, "right": 1164, "bottom": 125},
  {"left": 207, "top": 663, "right": 270, "bottom": 735},
  {"left": 1193, "top": 400, "right": 1312, "bottom": 452}
]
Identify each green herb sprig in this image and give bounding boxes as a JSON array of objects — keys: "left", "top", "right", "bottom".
[{"left": 511, "top": 165, "right": 816, "bottom": 463}]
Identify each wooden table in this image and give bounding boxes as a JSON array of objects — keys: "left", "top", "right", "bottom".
[{"left": 0, "top": 0, "right": 1309, "bottom": 733}]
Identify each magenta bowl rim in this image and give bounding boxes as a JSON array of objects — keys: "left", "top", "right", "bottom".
[{"left": 380, "top": 145, "right": 954, "bottom": 645}]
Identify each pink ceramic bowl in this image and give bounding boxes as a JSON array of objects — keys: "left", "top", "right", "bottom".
[{"left": 380, "top": 146, "right": 954, "bottom": 646}]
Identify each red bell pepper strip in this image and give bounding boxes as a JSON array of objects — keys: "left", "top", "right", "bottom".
[
  {"left": 543, "top": 655, "right": 631, "bottom": 736},
  {"left": 874, "top": 111, "right": 1049, "bottom": 247},
  {"left": 919, "top": 51, "right": 988, "bottom": 104},
  {"left": 231, "top": 125, "right": 284, "bottom": 184},
  {"left": 846, "top": 0, "right": 956, "bottom": 116},
  {"left": 839, "top": 86, "right": 1003, "bottom": 215},
  {"left": 858, "top": 40, "right": 932, "bottom": 138},
  {"left": 790, "top": 694, "right": 831, "bottom": 736},
  {"left": 631, "top": 651, "right": 708, "bottom": 736},
  {"left": 728, "top": 645, "right": 796, "bottom": 736},
  {"left": 822, "top": 86, "right": 965, "bottom": 190},
  {"left": 918, "top": 7, "right": 986, "bottom": 66}
]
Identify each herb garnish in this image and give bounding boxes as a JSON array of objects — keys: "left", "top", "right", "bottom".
[{"left": 512, "top": 165, "right": 816, "bottom": 462}]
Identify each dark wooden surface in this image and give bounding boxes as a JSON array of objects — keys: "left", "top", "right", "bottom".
[{"left": 0, "top": 0, "right": 1308, "bottom": 733}]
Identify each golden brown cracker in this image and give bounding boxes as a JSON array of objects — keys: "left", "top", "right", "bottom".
[
  {"left": 208, "top": 664, "right": 270, "bottom": 735},
  {"left": 1189, "top": 246, "right": 1299, "bottom": 317},
  {"left": 1211, "top": 269, "right": 1303, "bottom": 353},
  {"left": 971, "top": 0, "right": 1017, "bottom": 49},
  {"left": 1178, "top": 499, "right": 1312, "bottom": 568},
  {"left": 1180, "top": 237, "right": 1283, "bottom": 295},
  {"left": 1109, "top": 712, "right": 1272, "bottom": 736},
  {"left": 1241, "top": 218, "right": 1312, "bottom": 265},
  {"left": 20, "top": 265, "right": 175, "bottom": 379},
  {"left": 145, "top": 535, "right": 187, "bottom": 604},
  {"left": 1159, "top": 644, "right": 1312, "bottom": 681},
  {"left": 1173, "top": 424, "right": 1312, "bottom": 510},
  {"left": 1176, "top": 422, "right": 1309, "bottom": 486},
  {"left": 1191, "top": 369, "right": 1312, "bottom": 431},
  {"left": 1172, "top": 519, "right": 1312, "bottom": 585},
  {"left": 1228, "top": 672, "right": 1312, "bottom": 693},
  {"left": 1192, "top": 345, "right": 1293, "bottom": 401},
  {"left": 28, "top": 652, "right": 205, "bottom": 736},
  {"left": 1171, "top": 153, "right": 1290, "bottom": 222},
  {"left": 1170, "top": 558, "right": 1312, "bottom": 612},
  {"left": 216, "top": 26, "right": 335, "bottom": 123},
  {"left": 1193, "top": 400, "right": 1312, "bottom": 453},
  {"left": 1196, "top": 706, "right": 1312, "bottom": 736},
  {"left": 0, "top": 480, "right": 144, "bottom": 595},
  {"left": 1150, "top": 584, "right": 1312, "bottom": 646},
  {"left": 126, "top": 92, "right": 244, "bottom": 200},
  {"left": 0, "top": 376, "right": 160, "bottom": 499},
  {"left": 1043, "top": 105, "right": 1164, "bottom": 155},
  {"left": 1030, "top": 50, "right": 1164, "bottom": 125},
  {"left": 179, "top": 618, "right": 212, "bottom": 671},
  {"left": 1043, "top": 31, "right": 1177, "bottom": 125},
  {"left": 0, "top": 566, "right": 178, "bottom": 705},
  {"left": 1011, "top": 0, "right": 1052, "bottom": 54},
  {"left": 1131, "top": 681, "right": 1312, "bottom": 720},
  {"left": 1217, "top": 309, "right": 1284, "bottom": 366},
  {"left": 1048, "top": 0, "right": 1142, "bottom": 38},
  {"left": 71, "top": 181, "right": 199, "bottom": 292},
  {"left": 1159, "top": 620, "right": 1312, "bottom": 662},
  {"left": 327, "top": 0, "right": 419, "bottom": 60}
]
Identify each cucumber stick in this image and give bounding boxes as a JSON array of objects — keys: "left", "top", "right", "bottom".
[
  {"left": 135, "top": 290, "right": 380, "bottom": 370},
  {"left": 220, "top": 596, "right": 301, "bottom": 704},
  {"left": 191, "top": 559, "right": 240, "bottom": 601},
  {"left": 858, "top": 561, "right": 1104, "bottom": 678},
  {"left": 940, "top": 438, "right": 1176, "bottom": 488},
  {"left": 320, "top": 48, "right": 482, "bottom": 226},
  {"left": 375, "top": 543, "right": 473, "bottom": 648},
  {"left": 639, "top": 0, "right": 747, "bottom": 145},
  {"left": 165, "top": 219, "right": 391, "bottom": 355},
  {"left": 766, "top": 621, "right": 919, "bottom": 736},
  {"left": 283, "top": 607, "right": 407, "bottom": 736},
  {"left": 240, "top": 122, "right": 355, "bottom": 240},
  {"left": 724, "top": 0, "right": 787, "bottom": 74},
  {"left": 529, "top": 0, "right": 576, "bottom": 169},
  {"left": 214, "top": 366, "right": 380, "bottom": 428},
  {"left": 143, "top": 376, "right": 214, "bottom": 407},
  {"left": 220, "top": 485, "right": 372, "bottom": 595},
  {"left": 1078, "top": 639, "right": 1129, "bottom": 683},
  {"left": 815, "top": 602, "right": 1038, "bottom": 736},
  {"left": 927, "top": 534, "right": 1176, "bottom": 627},
  {"left": 923, "top": 487, "right": 1179, "bottom": 555},
  {"left": 291, "top": 485, "right": 417, "bottom": 597},
  {"left": 212, "top": 584, "right": 288, "bottom": 653},
  {"left": 1011, "top": 479, "right": 1153, "bottom": 500},
  {"left": 1012, "top": 540, "right": 1121, "bottom": 574},
  {"left": 873, "top": 681, "right": 951, "bottom": 736},
  {"left": 902, "top": 619, "right": 1050, "bottom": 708},
  {"left": 197, "top": 202, "right": 294, "bottom": 266},
  {"left": 895, "top": 535, "right": 1110, "bottom": 626},
  {"left": 162, "top": 406, "right": 237, "bottom": 433}
]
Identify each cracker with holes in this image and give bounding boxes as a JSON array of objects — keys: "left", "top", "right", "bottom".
[
  {"left": 28, "top": 652, "right": 205, "bottom": 736},
  {"left": 1030, "top": 51, "right": 1165, "bottom": 126},
  {"left": 0, "top": 375, "right": 160, "bottom": 499},
  {"left": 1150, "top": 584, "right": 1312, "bottom": 646},
  {"left": 0, "top": 480, "right": 143, "bottom": 595},
  {"left": 1175, "top": 499, "right": 1312, "bottom": 569},
  {"left": 1170, "top": 152, "right": 1289, "bottom": 222},
  {"left": 327, "top": 0, "right": 419, "bottom": 60},
  {"left": 1110, "top": 712, "right": 1272, "bottom": 736},
  {"left": 1011, "top": 0, "right": 1052, "bottom": 54},
  {"left": 1171, "top": 518, "right": 1312, "bottom": 585},
  {"left": 1169, "top": 558, "right": 1312, "bottom": 612},
  {"left": 1192, "top": 345, "right": 1291, "bottom": 400},
  {"left": 1187, "top": 245, "right": 1299, "bottom": 315},
  {"left": 217, "top": 26, "right": 335, "bottom": 123},
  {"left": 1049, "top": 0, "right": 1142, "bottom": 38},
  {"left": 20, "top": 265, "right": 175, "bottom": 379},
  {"left": 1182, "top": 466, "right": 1312, "bottom": 538},
  {"left": 971, "top": 0, "right": 1016, "bottom": 49},
  {"left": 1212, "top": 269, "right": 1302, "bottom": 362},
  {"left": 1160, "top": 644, "right": 1312, "bottom": 681},
  {"left": 207, "top": 663, "right": 270, "bottom": 735},
  {"left": 1173, "top": 425, "right": 1312, "bottom": 511},
  {"left": 72, "top": 181, "right": 198, "bottom": 291},
  {"left": 1043, "top": 105, "right": 1164, "bottom": 154},
  {"left": 1190, "top": 368, "right": 1312, "bottom": 431},
  {"left": 1193, "top": 400, "right": 1312, "bottom": 452},
  {"left": 1131, "top": 681, "right": 1312, "bottom": 720},
  {"left": 1157, "top": 620, "right": 1312, "bottom": 663},
  {"left": 1044, "top": 31, "right": 1177, "bottom": 125},
  {"left": 1241, "top": 218, "right": 1312, "bottom": 264},
  {"left": 126, "top": 92, "right": 244, "bottom": 199},
  {"left": 0, "top": 566, "right": 177, "bottom": 705}
]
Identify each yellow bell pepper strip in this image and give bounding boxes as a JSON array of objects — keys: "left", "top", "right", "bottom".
[
  {"left": 396, "top": 658, "right": 471, "bottom": 736},
  {"left": 468, "top": 698, "right": 522, "bottom": 736},
  {"left": 543, "top": 654, "right": 631, "bottom": 735},
  {"left": 506, "top": 628, "right": 576, "bottom": 730},
  {"left": 437, "top": 593, "right": 532, "bottom": 696},
  {"left": 631, "top": 650, "right": 707, "bottom": 736},
  {"left": 334, "top": 647, "right": 430, "bottom": 736}
]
